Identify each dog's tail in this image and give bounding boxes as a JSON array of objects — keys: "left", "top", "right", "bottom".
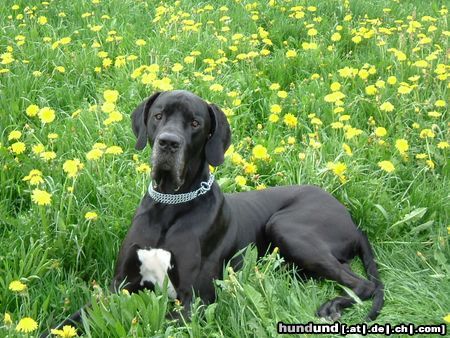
[
  {"left": 40, "top": 304, "right": 89, "bottom": 338},
  {"left": 359, "top": 231, "right": 384, "bottom": 321}
]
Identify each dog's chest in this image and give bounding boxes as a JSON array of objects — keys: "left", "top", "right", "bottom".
[{"left": 137, "top": 248, "right": 177, "bottom": 299}]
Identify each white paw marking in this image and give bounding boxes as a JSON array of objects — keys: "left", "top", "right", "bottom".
[{"left": 137, "top": 248, "right": 177, "bottom": 299}]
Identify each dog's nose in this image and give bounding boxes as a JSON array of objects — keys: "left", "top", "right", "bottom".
[{"left": 157, "top": 133, "right": 181, "bottom": 152}]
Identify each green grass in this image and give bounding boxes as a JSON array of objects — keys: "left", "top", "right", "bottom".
[{"left": 1, "top": 0, "right": 449, "bottom": 336}]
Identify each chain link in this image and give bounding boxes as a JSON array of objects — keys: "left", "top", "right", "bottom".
[{"left": 148, "top": 174, "right": 214, "bottom": 204}]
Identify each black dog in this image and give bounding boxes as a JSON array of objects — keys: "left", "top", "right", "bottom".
[{"left": 45, "top": 90, "right": 383, "bottom": 335}]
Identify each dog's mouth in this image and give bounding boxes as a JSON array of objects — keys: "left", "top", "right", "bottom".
[{"left": 151, "top": 152, "right": 186, "bottom": 193}]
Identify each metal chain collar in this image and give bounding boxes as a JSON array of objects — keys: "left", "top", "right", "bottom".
[{"left": 148, "top": 174, "right": 215, "bottom": 204}]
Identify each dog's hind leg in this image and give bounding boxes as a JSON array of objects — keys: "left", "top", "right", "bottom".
[
  {"left": 314, "top": 262, "right": 376, "bottom": 321},
  {"left": 266, "top": 222, "right": 376, "bottom": 321}
]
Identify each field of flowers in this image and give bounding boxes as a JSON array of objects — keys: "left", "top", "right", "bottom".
[{"left": 1, "top": 0, "right": 449, "bottom": 336}]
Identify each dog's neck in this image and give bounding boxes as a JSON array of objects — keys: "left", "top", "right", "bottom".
[
  {"left": 180, "top": 159, "right": 211, "bottom": 193},
  {"left": 152, "top": 160, "right": 211, "bottom": 195}
]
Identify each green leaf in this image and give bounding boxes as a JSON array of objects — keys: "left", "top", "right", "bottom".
[{"left": 389, "top": 207, "right": 427, "bottom": 230}]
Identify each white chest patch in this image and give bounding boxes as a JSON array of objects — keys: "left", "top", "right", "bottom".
[{"left": 137, "top": 248, "right": 177, "bottom": 299}]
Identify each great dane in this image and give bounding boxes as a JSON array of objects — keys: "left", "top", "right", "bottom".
[{"left": 44, "top": 90, "right": 383, "bottom": 335}]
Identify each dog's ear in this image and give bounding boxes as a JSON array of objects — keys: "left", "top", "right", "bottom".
[
  {"left": 205, "top": 103, "right": 231, "bottom": 166},
  {"left": 131, "top": 92, "right": 161, "bottom": 150}
]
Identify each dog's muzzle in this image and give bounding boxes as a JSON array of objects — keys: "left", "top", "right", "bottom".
[
  {"left": 152, "top": 132, "right": 186, "bottom": 191},
  {"left": 157, "top": 132, "right": 182, "bottom": 154}
]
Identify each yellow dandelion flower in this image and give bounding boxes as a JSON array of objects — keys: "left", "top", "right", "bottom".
[
  {"left": 172, "top": 63, "right": 183, "bottom": 72},
  {"left": 9, "top": 280, "right": 27, "bottom": 292},
  {"left": 416, "top": 154, "right": 428, "bottom": 160},
  {"left": 23, "top": 169, "right": 44, "bottom": 185},
  {"left": 26, "top": 104, "right": 40, "bottom": 117},
  {"left": 270, "top": 104, "right": 282, "bottom": 114},
  {"left": 330, "top": 82, "right": 341, "bottom": 92},
  {"left": 327, "top": 162, "right": 347, "bottom": 177},
  {"left": 425, "top": 160, "right": 435, "bottom": 169},
  {"left": 269, "top": 114, "right": 279, "bottom": 123},
  {"left": 398, "top": 84, "right": 413, "bottom": 95},
  {"left": 50, "top": 325, "right": 78, "bottom": 338},
  {"left": 352, "top": 35, "right": 362, "bottom": 44},
  {"left": 285, "top": 49, "right": 297, "bottom": 58},
  {"left": 55, "top": 66, "right": 65, "bottom": 73},
  {"left": 136, "top": 163, "right": 150, "bottom": 173},
  {"left": 40, "top": 151, "right": 57, "bottom": 161},
  {"left": 209, "top": 83, "right": 223, "bottom": 92},
  {"left": 37, "top": 16, "right": 48, "bottom": 25},
  {"left": 324, "top": 91, "right": 346, "bottom": 103},
  {"left": 101, "top": 101, "right": 115, "bottom": 113},
  {"left": 184, "top": 56, "right": 195, "bottom": 64},
  {"left": 287, "top": 136, "right": 296, "bottom": 145},
  {"left": 378, "top": 160, "right": 395, "bottom": 173},
  {"left": 59, "top": 37, "right": 71, "bottom": 45},
  {"left": 277, "top": 90, "right": 288, "bottom": 98},
  {"left": 309, "top": 138, "right": 322, "bottom": 149},
  {"left": 31, "top": 189, "right": 52, "bottom": 206},
  {"left": 31, "top": 143, "right": 44, "bottom": 155},
  {"left": 10, "top": 141, "right": 26, "bottom": 154},
  {"left": 235, "top": 175, "right": 247, "bottom": 187},
  {"left": 437, "top": 141, "right": 448, "bottom": 149},
  {"left": 103, "top": 89, "right": 119, "bottom": 103},
  {"left": 90, "top": 25, "right": 103, "bottom": 32},
  {"left": 105, "top": 146, "right": 123, "bottom": 155},
  {"left": 84, "top": 211, "right": 98, "bottom": 221},
  {"left": 331, "top": 121, "right": 344, "bottom": 129},
  {"left": 102, "top": 58, "right": 112, "bottom": 68},
  {"left": 1, "top": 52, "right": 14, "bottom": 65},
  {"left": 307, "top": 28, "right": 318, "bottom": 36},
  {"left": 63, "top": 159, "right": 83, "bottom": 178},
  {"left": 135, "top": 39, "right": 146, "bottom": 46},
  {"left": 435, "top": 100, "right": 446, "bottom": 107},
  {"left": 345, "top": 127, "right": 363, "bottom": 139},
  {"left": 252, "top": 144, "right": 269, "bottom": 160},
  {"left": 412, "top": 60, "right": 428, "bottom": 68},
  {"left": 444, "top": 314, "right": 450, "bottom": 323},
  {"left": 4, "top": 312, "right": 12, "bottom": 326},
  {"left": 8, "top": 130, "right": 22, "bottom": 141},
  {"left": 16, "top": 317, "right": 38, "bottom": 333},
  {"left": 243, "top": 162, "right": 257, "bottom": 175},
  {"left": 283, "top": 113, "right": 298, "bottom": 128},
  {"left": 86, "top": 149, "right": 103, "bottom": 161},
  {"left": 38, "top": 107, "right": 56, "bottom": 123},
  {"left": 358, "top": 69, "right": 369, "bottom": 80},
  {"left": 387, "top": 76, "right": 397, "bottom": 85},
  {"left": 374, "top": 127, "right": 387, "bottom": 137},
  {"left": 427, "top": 111, "right": 441, "bottom": 118},
  {"left": 365, "top": 85, "right": 378, "bottom": 95},
  {"left": 419, "top": 129, "right": 435, "bottom": 138},
  {"left": 338, "top": 67, "right": 358, "bottom": 78},
  {"left": 343, "top": 143, "right": 353, "bottom": 156},
  {"left": 269, "top": 83, "right": 280, "bottom": 90},
  {"left": 331, "top": 32, "right": 341, "bottom": 42},
  {"left": 395, "top": 139, "right": 409, "bottom": 154},
  {"left": 380, "top": 101, "right": 394, "bottom": 112}
]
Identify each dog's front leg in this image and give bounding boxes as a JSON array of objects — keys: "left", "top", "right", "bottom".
[{"left": 166, "top": 237, "right": 203, "bottom": 321}]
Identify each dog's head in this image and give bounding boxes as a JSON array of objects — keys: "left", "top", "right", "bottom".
[{"left": 131, "top": 90, "right": 231, "bottom": 193}]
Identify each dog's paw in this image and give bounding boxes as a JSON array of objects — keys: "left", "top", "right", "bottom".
[{"left": 316, "top": 300, "right": 342, "bottom": 322}]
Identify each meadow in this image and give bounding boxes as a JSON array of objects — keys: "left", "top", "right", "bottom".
[{"left": 0, "top": 0, "right": 449, "bottom": 336}]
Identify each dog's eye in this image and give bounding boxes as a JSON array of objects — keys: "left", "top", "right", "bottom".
[
  {"left": 154, "top": 113, "right": 162, "bottom": 120},
  {"left": 191, "top": 120, "right": 200, "bottom": 128}
]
